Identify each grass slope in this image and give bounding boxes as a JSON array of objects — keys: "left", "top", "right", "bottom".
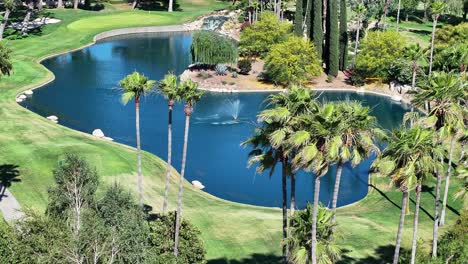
[{"left": 0, "top": 4, "right": 463, "bottom": 263}]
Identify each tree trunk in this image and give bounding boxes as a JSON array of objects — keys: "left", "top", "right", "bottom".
[
  {"left": 303, "top": 0, "right": 312, "bottom": 36},
  {"left": 393, "top": 190, "right": 408, "bottom": 264},
  {"left": 57, "top": 0, "right": 64, "bottom": 8},
  {"left": 330, "top": 161, "right": 343, "bottom": 225},
  {"left": 432, "top": 164, "right": 442, "bottom": 258},
  {"left": 440, "top": 136, "right": 455, "bottom": 226},
  {"left": 410, "top": 184, "right": 422, "bottom": 264},
  {"left": 37, "top": 0, "right": 43, "bottom": 10},
  {"left": 73, "top": 0, "right": 79, "bottom": 10},
  {"left": 311, "top": 176, "right": 321, "bottom": 264},
  {"left": 132, "top": 0, "right": 138, "bottom": 9},
  {"left": 323, "top": 0, "right": 327, "bottom": 33},
  {"left": 174, "top": 108, "right": 191, "bottom": 257},
  {"left": 352, "top": 19, "right": 361, "bottom": 66},
  {"left": 290, "top": 173, "right": 296, "bottom": 216},
  {"left": 162, "top": 101, "right": 174, "bottom": 213},
  {"left": 382, "top": 0, "right": 390, "bottom": 31},
  {"left": 411, "top": 64, "right": 417, "bottom": 90},
  {"left": 405, "top": 13, "right": 409, "bottom": 22},
  {"left": 396, "top": 0, "right": 401, "bottom": 31},
  {"left": 135, "top": 99, "right": 143, "bottom": 208},
  {"left": 428, "top": 17, "right": 438, "bottom": 76},
  {"left": 423, "top": 2, "right": 428, "bottom": 22},
  {"left": 281, "top": 158, "right": 288, "bottom": 262},
  {"left": 0, "top": 8, "right": 11, "bottom": 41},
  {"left": 168, "top": 0, "right": 173, "bottom": 12}
]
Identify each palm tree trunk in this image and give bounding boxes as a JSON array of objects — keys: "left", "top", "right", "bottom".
[
  {"left": 132, "top": 0, "right": 138, "bottom": 9},
  {"left": 0, "top": 8, "right": 11, "bottom": 41},
  {"left": 428, "top": 17, "right": 438, "bottom": 76},
  {"left": 330, "top": 161, "right": 343, "bottom": 225},
  {"left": 135, "top": 99, "right": 143, "bottom": 208},
  {"left": 174, "top": 109, "right": 191, "bottom": 257},
  {"left": 73, "top": 0, "right": 79, "bottom": 10},
  {"left": 396, "top": 0, "right": 401, "bottom": 31},
  {"left": 311, "top": 175, "right": 321, "bottom": 264},
  {"left": 162, "top": 101, "right": 174, "bottom": 213},
  {"left": 281, "top": 157, "right": 288, "bottom": 262},
  {"left": 382, "top": 0, "right": 390, "bottom": 30},
  {"left": 432, "top": 164, "right": 442, "bottom": 258},
  {"left": 352, "top": 20, "right": 361, "bottom": 66},
  {"left": 423, "top": 2, "right": 428, "bottom": 22},
  {"left": 168, "top": 0, "right": 173, "bottom": 12},
  {"left": 411, "top": 65, "right": 417, "bottom": 90},
  {"left": 410, "top": 184, "right": 422, "bottom": 264},
  {"left": 57, "top": 0, "right": 64, "bottom": 8},
  {"left": 22, "top": 0, "right": 33, "bottom": 35},
  {"left": 393, "top": 190, "right": 408, "bottom": 264},
  {"left": 440, "top": 136, "right": 455, "bottom": 226},
  {"left": 290, "top": 173, "right": 296, "bottom": 216}
]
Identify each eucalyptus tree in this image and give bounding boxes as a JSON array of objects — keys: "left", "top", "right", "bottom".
[
  {"left": 428, "top": 1, "right": 446, "bottom": 76},
  {"left": 372, "top": 126, "right": 443, "bottom": 264},
  {"left": 174, "top": 79, "right": 204, "bottom": 258},
  {"left": 119, "top": 71, "right": 155, "bottom": 208},
  {"left": 0, "top": 42, "right": 12, "bottom": 76},
  {"left": 352, "top": 3, "right": 366, "bottom": 67},
  {"left": 291, "top": 102, "right": 341, "bottom": 264},
  {"left": 0, "top": 0, "right": 16, "bottom": 40},
  {"left": 395, "top": 0, "right": 402, "bottom": 31},
  {"left": 157, "top": 72, "right": 181, "bottom": 213},
  {"left": 328, "top": 102, "right": 382, "bottom": 225},
  {"left": 404, "top": 43, "right": 426, "bottom": 90}
]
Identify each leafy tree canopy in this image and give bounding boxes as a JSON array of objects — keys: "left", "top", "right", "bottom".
[{"left": 191, "top": 30, "right": 238, "bottom": 65}]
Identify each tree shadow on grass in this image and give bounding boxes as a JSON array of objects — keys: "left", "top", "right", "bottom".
[
  {"left": 207, "top": 254, "right": 282, "bottom": 264},
  {"left": 339, "top": 245, "right": 410, "bottom": 264},
  {"left": 0, "top": 164, "right": 21, "bottom": 201},
  {"left": 369, "top": 184, "right": 401, "bottom": 210},
  {"left": 422, "top": 185, "right": 460, "bottom": 217}
]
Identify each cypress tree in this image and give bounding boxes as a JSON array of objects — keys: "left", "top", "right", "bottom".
[
  {"left": 311, "top": 0, "right": 323, "bottom": 59},
  {"left": 339, "top": 0, "right": 348, "bottom": 70},
  {"left": 326, "top": 0, "right": 339, "bottom": 76},
  {"left": 305, "top": 0, "right": 312, "bottom": 37},
  {"left": 294, "top": 0, "right": 304, "bottom": 36}
]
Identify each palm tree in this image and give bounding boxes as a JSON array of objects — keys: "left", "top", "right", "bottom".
[
  {"left": 404, "top": 43, "right": 426, "bottom": 90},
  {"left": 168, "top": 0, "right": 174, "bottom": 12},
  {"left": 119, "top": 71, "right": 155, "bottom": 208},
  {"left": 396, "top": 0, "right": 402, "bottom": 31},
  {"left": 328, "top": 102, "right": 382, "bottom": 225},
  {"left": 372, "top": 127, "right": 443, "bottom": 264},
  {"left": 173, "top": 79, "right": 204, "bottom": 257},
  {"left": 0, "top": 0, "right": 15, "bottom": 40},
  {"left": 286, "top": 203, "right": 342, "bottom": 264},
  {"left": 157, "top": 72, "right": 181, "bottom": 214},
  {"left": 428, "top": 1, "right": 446, "bottom": 76},
  {"left": 352, "top": 3, "right": 366, "bottom": 67}
]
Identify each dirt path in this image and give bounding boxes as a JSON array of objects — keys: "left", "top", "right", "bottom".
[{"left": 0, "top": 187, "right": 24, "bottom": 222}]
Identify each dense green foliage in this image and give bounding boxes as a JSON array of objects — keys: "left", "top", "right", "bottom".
[
  {"left": 239, "top": 12, "right": 292, "bottom": 57},
  {"left": 0, "top": 42, "right": 12, "bottom": 76},
  {"left": 339, "top": 0, "right": 348, "bottom": 71},
  {"left": 264, "top": 36, "right": 322, "bottom": 85},
  {"left": 435, "top": 23, "right": 468, "bottom": 48},
  {"left": 191, "top": 31, "right": 238, "bottom": 65},
  {"left": 311, "top": 0, "right": 323, "bottom": 59},
  {"left": 388, "top": 59, "right": 414, "bottom": 84},
  {"left": 325, "top": 0, "right": 339, "bottom": 76},
  {"left": 355, "top": 31, "right": 406, "bottom": 80},
  {"left": 294, "top": 0, "right": 304, "bottom": 36},
  {"left": 237, "top": 58, "right": 252, "bottom": 74}
]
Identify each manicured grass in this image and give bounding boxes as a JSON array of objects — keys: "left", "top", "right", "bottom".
[{"left": 0, "top": 4, "right": 463, "bottom": 263}]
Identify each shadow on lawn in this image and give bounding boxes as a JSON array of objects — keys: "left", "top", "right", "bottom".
[
  {"left": 0, "top": 164, "right": 21, "bottom": 201},
  {"left": 369, "top": 184, "right": 401, "bottom": 210},
  {"left": 207, "top": 254, "right": 282, "bottom": 264},
  {"left": 339, "top": 245, "right": 410, "bottom": 264}
]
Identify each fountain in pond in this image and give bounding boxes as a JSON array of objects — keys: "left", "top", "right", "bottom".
[
  {"left": 195, "top": 99, "right": 243, "bottom": 125},
  {"left": 226, "top": 99, "right": 241, "bottom": 121},
  {"left": 201, "top": 16, "right": 229, "bottom": 31}
]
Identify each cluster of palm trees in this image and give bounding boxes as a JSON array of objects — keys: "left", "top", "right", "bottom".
[
  {"left": 243, "top": 86, "right": 383, "bottom": 263},
  {"left": 118, "top": 71, "right": 204, "bottom": 258}
]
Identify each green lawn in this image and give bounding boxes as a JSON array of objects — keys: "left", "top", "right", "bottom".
[{"left": 0, "top": 4, "right": 463, "bottom": 263}]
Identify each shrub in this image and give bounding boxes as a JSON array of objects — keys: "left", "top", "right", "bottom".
[
  {"left": 215, "top": 64, "right": 228, "bottom": 75},
  {"left": 196, "top": 71, "right": 213, "bottom": 80},
  {"left": 239, "top": 12, "right": 292, "bottom": 57},
  {"left": 355, "top": 31, "right": 406, "bottom": 81},
  {"left": 191, "top": 31, "right": 238, "bottom": 65},
  {"left": 346, "top": 70, "right": 365, "bottom": 87},
  {"left": 237, "top": 59, "right": 252, "bottom": 74},
  {"left": 388, "top": 59, "right": 413, "bottom": 84},
  {"left": 232, "top": 72, "right": 238, "bottom": 78},
  {"left": 264, "top": 36, "right": 322, "bottom": 85},
  {"left": 435, "top": 22, "right": 468, "bottom": 49}
]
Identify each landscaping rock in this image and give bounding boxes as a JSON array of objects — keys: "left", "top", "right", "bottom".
[
  {"left": 24, "top": 90, "right": 33, "bottom": 95},
  {"left": 46, "top": 115, "right": 58, "bottom": 121},
  {"left": 15, "top": 98, "right": 23, "bottom": 103},
  {"left": 391, "top": 95, "right": 402, "bottom": 102},
  {"left": 18, "top": 94, "right": 27, "bottom": 99},
  {"left": 103, "top": 137, "right": 113, "bottom": 141},
  {"left": 192, "top": 180, "right": 205, "bottom": 190},
  {"left": 92, "top": 129, "right": 105, "bottom": 138}
]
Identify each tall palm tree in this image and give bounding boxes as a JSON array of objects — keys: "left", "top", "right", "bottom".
[
  {"left": 173, "top": 79, "right": 204, "bottom": 257},
  {"left": 352, "top": 3, "right": 366, "bottom": 67},
  {"left": 372, "top": 127, "right": 443, "bottom": 264},
  {"left": 328, "top": 102, "right": 383, "bottom": 225},
  {"left": 428, "top": 1, "right": 446, "bottom": 76},
  {"left": 119, "top": 71, "right": 155, "bottom": 208},
  {"left": 157, "top": 72, "right": 181, "bottom": 214},
  {"left": 404, "top": 43, "right": 426, "bottom": 90},
  {"left": 286, "top": 203, "right": 342, "bottom": 264}
]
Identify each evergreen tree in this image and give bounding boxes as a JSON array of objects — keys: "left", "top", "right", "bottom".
[
  {"left": 294, "top": 0, "right": 304, "bottom": 36},
  {"left": 311, "top": 0, "right": 323, "bottom": 59},
  {"left": 326, "top": 0, "right": 339, "bottom": 76},
  {"left": 339, "top": 0, "right": 348, "bottom": 70}
]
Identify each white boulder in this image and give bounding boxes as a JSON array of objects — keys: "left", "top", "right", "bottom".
[
  {"left": 16, "top": 98, "right": 23, "bottom": 103},
  {"left": 92, "top": 129, "right": 105, "bottom": 138},
  {"left": 191, "top": 180, "right": 205, "bottom": 190},
  {"left": 47, "top": 115, "right": 58, "bottom": 121},
  {"left": 24, "top": 90, "right": 33, "bottom": 95},
  {"left": 18, "top": 94, "right": 27, "bottom": 99},
  {"left": 391, "top": 95, "right": 402, "bottom": 102},
  {"left": 103, "top": 136, "right": 113, "bottom": 141}
]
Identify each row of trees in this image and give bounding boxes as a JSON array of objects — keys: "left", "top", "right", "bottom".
[
  {"left": 0, "top": 154, "right": 206, "bottom": 263},
  {"left": 119, "top": 71, "right": 204, "bottom": 258}
]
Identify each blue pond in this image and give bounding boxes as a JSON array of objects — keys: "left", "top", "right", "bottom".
[{"left": 20, "top": 32, "right": 409, "bottom": 209}]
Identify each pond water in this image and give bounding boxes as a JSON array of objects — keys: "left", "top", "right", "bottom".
[{"left": 20, "top": 32, "right": 409, "bottom": 208}]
